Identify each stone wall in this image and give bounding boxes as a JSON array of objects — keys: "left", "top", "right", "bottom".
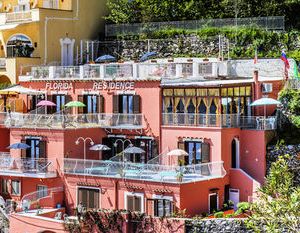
[
  {"left": 185, "top": 219, "right": 252, "bottom": 233},
  {"left": 267, "top": 144, "right": 300, "bottom": 185},
  {"left": 99, "top": 36, "right": 223, "bottom": 60}
]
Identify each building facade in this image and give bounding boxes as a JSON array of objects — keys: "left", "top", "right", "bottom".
[{"left": 0, "top": 57, "right": 290, "bottom": 232}]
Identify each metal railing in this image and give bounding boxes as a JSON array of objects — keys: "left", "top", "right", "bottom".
[
  {"left": 162, "top": 113, "right": 277, "bottom": 130},
  {"left": 3, "top": 112, "right": 143, "bottom": 130},
  {"left": 5, "top": 11, "right": 32, "bottom": 23},
  {"left": 21, "top": 187, "right": 63, "bottom": 205},
  {"left": 0, "top": 157, "right": 56, "bottom": 176},
  {"left": 63, "top": 159, "right": 226, "bottom": 184},
  {"left": 105, "top": 16, "right": 285, "bottom": 37},
  {"left": 54, "top": 66, "right": 81, "bottom": 79}
]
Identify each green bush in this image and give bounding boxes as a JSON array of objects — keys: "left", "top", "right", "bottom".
[
  {"left": 235, "top": 202, "right": 250, "bottom": 214},
  {"left": 214, "top": 211, "right": 224, "bottom": 218}
]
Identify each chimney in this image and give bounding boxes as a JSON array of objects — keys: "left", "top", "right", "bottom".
[{"left": 253, "top": 69, "right": 259, "bottom": 84}]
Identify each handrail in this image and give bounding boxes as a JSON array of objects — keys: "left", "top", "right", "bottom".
[{"left": 21, "top": 186, "right": 64, "bottom": 203}]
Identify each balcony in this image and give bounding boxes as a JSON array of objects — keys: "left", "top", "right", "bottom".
[
  {"left": 0, "top": 157, "right": 56, "bottom": 178},
  {"left": 162, "top": 113, "right": 277, "bottom": 130},
  {"left": 0, "top": 9, "right": 39, "bottom": 25},
  {"left": 63, "top": 159, "right": 226, "bottom": 184},
  {"left": 19, "top": 62, "right": 211, "bottom": 81},
  {"left": 3, "top": 112, "right": 143, "bottom": 130}
]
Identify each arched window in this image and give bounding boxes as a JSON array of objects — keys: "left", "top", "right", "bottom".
[{"left": 7, "top": 34, "right": 34, "bottom": 57}]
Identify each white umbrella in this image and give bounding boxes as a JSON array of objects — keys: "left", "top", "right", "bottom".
[
  {"left": 90, "top": 144, "right": 111, "bottom": 160},
  {"left": 167, "top": 149, "right": 188, "bottom": 157},
  {"left": 251, "top": 98, "right": 281, "bottom": 116}
]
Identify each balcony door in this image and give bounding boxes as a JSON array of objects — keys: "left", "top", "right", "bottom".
[
  {"left": 24, "top": 137, "right": 46, "bottom": 160},
  {"left": 180, "top": 141, "right": 210, "bottom": 165},
  {"left": 60, "top": 38, "right": 75, "bottom": 66}
]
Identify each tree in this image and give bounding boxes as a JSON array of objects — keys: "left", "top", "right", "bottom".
[{"left": 247, "top": 156, "right": 300, "bottom": 233}]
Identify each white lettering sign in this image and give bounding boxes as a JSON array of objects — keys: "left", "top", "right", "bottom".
[
  {"left": 45, "top": 82, "right": 73, "bottom": 91},
  {"left": 93, "top": 82, "right": 135, "bottom": 91}
]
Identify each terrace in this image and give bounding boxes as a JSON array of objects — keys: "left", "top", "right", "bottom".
[
  {"left": 162, "top": 113, "right": 277, "bottom": 130},
  {"left": 2, "top": 112, "right": 143, "bottom": 130},
  {"left": 63, "top": 159, "right": 226, "bottom": 184},
  {"left": 18, "top": 58, "right": 293, "bottom": 82},
  {"left": 0, "top": 156, "right": 56, "bottom": 178}
]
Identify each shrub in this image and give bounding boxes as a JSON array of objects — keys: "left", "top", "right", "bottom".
[{"left": 214, "top": 211, "right": 224, "bottom": 218}]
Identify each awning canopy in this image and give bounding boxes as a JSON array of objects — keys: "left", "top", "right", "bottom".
[{"left": 0, "top": 85, "right": 44, "bottom": 95}]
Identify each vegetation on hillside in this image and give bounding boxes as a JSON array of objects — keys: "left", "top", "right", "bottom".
[
  {"left": 106, "top": 0, "right": 300, "bottom": 29},
  {"left": 247, "top": 156, "right": 300, "bottom": 233}
]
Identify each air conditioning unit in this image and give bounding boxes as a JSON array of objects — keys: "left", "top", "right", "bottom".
[
  {"left": 218, "top": 61, "right": 229, "bottom": 77},
  {"left": 262, "top": 83, "right": 273, "bottom": 93}
]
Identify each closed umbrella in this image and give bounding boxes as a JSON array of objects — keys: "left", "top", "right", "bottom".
[
  {"left": 90, "top": 144, "right": 111, "bottom": 160},
  {"left": 7, "top": 143, "right": 30, "bottom": 150}
]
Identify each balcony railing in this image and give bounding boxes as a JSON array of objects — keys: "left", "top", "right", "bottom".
[
  {"left": 162, "top": 113, "right": 277, "bottom": 130},
  {"left": 0, "top": 157, "right": 56, "bottom": 178},
  {"left": 5, "top": 11, "right": 32, "bottom": 23},
  {"left": 63, "top": 159, "right": 226, "bottom": 184},
  {"left": 3, "top": 112, "right": 143, "bottom": 130}
]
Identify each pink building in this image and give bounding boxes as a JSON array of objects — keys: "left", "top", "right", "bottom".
[{"left": 0, "top": 58, "right": 288, "bottom": 232}]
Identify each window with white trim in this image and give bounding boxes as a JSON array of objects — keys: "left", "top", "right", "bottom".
[
  {"left": 37, "top": 185, "right": 48, "bottom": 199},
  {"left": 1, "top": 179, "right": 9, "bottom": 194},
  {"left": 125, "top": 192, "right": 144, "bottom": 212},
  {"left": 153, "top": 199, "right": 173, "bottom": 217},
  {"left": 11, "top": 180, "right": 20, "bottom": 196}
]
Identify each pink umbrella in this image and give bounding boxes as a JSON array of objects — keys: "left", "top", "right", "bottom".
[
  {"left": 36, "top": 100, "right": 56, "bottom": 114},
  {"left": 37, "top": 100, "right": 56, "bottom": 107}
]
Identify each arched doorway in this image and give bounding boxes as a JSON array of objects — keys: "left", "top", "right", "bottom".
[
  {"left": 231, "top": 138, "right": 240, "bottom": 168},
  {"left": 6, "top": 34, "right": 34, "bottom": 57},
  {"left": 60, "top": 37, "right": 75, "bottom": 66}
]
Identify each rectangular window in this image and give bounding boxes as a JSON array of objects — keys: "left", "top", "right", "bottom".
[
  {"left": 1, "top": 179, "right": 9, "bottom": 194},
  {"left": 184, "top": 141, "right": 210, "bottom": 165},
  {"left": 37, "top": 185, "right": 48, "bottom": 199},
  {"left": 11, "top": 180, "right": 20, "bottom": 196},
  {"left": 25, "top": 137, "right": 46, "bottom": 159},
  {"left": 78, "top": 188, "right": 99, "bottom": 209},
  {"left": 126, "top": 194, "right": 143, "bottom": 212},
  {"left": 153, "top": 199, "right": 173, "bottom": 217}
]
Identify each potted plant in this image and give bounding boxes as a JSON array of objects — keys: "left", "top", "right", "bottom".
[{"left": 176, "top": 171, "right": 183, "bottom": 182}]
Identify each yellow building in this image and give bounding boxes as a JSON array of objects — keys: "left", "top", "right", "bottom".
[{"left": 0, "top": 0, "right": 107, "bottom": 85}]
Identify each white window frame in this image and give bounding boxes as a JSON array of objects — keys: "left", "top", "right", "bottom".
[
  {"left": 208, "top": 192, "right": 219, "bottom": 213},
  {"left": 11, "top": 180, "right": 21, "bottom": 196},
  {"left": 152, "top": 194, "right": 174, "bottom": 217},
  {"left": 76, "top": 186, "right": 101, "bottom": 209},
  {"left": 124, "top": 192, "right": 144, "bottom": 213},
  {"left": 37, "top": 185, "right": 48, "bottom": 199}
]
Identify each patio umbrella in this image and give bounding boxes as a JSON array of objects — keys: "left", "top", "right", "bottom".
[
  {"left": 37, "top": 100, "right": 56, "bottom": 114},
  {"left": 167, "top": 149, "right": 188, "bottom": 157},
  {"left": 95, "top": 55, "right": 116, "bottom": 63},
  {"left": 90, "top": 144, "right": 111, "bottom": 160},
  {"left": 37, "top": 100, "right": 56, "bottom": 107},
  {"left": 123, "top": 146, "right": 145, "bottom": 154},
  {"left": 122, "top": 146, "right": 145, "bottom": 163},
  {"left": 140, "top": 51, "right": 157, "bottom": 62},
  {"left": 65, "top": 101, "right": 86, "bottom": 108},
  {"left": 251, "top": 98, "right": 281, "bottom": 116},
  {"left": 7, "top": 143, "right": 30, "bottom": 150}
]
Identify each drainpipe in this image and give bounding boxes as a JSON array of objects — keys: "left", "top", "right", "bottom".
[
  {"left": 44, "top": 0, "right": 80, "bottom": 65},
  {"left": 253, "top": 70, "right": 261, "bottom": 115},
  {"left": 114, "top": 180, "right": 119, "bottom": 210}
]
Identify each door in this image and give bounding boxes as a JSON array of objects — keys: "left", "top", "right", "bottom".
[
  {"left": 53, "top": 95, "right": 66, "bottom": 113},
  {"left": 231, "top": 138, "right": 240, "bottom": 169},
  {"left": 209, "top": 193, "right": 218, "bottom": 213},
  {"left": 60, "top": 38, "right": 75, "bottom": 66},
  {"left": 229, "top": 189, "right": 240, "bottom": 210}
]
